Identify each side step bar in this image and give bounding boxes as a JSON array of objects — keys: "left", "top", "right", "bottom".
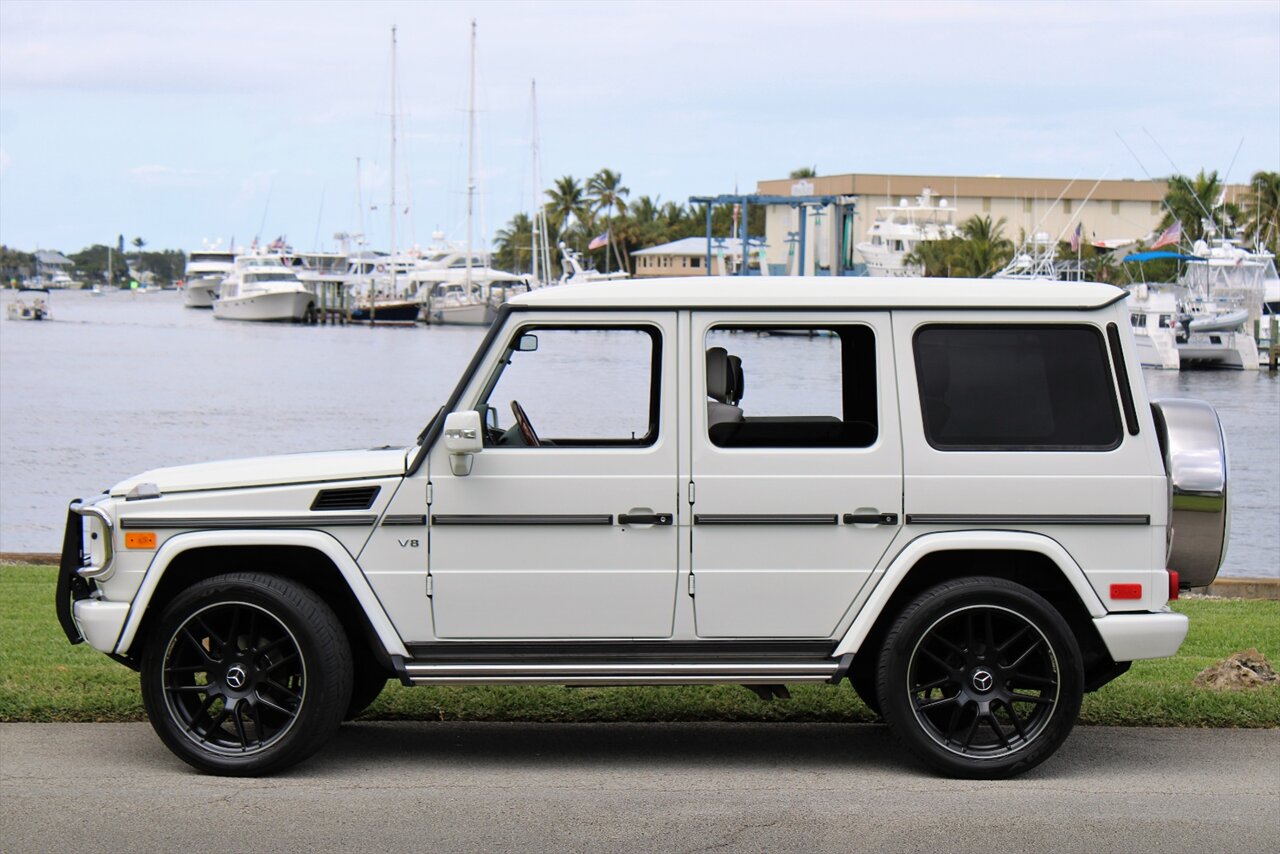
[{"left": 400, "top": 659, "right": 849, "bottom": 686}]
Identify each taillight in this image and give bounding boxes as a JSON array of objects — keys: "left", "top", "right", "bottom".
[{"left": 1168, "top": 570, "right": 1180, "bottom": 601}]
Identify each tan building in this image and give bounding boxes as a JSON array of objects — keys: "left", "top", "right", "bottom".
[
  {"left": 755, "top": 172, "right": 1248, "bottom": 275},
  {"left": 632, "top": 237, "right": 760, "bottom": 278}
]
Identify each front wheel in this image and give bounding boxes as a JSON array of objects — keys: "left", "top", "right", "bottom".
[
  {"left": 876, "top": 577, "right": 1083, "bottom": 779},
  {"left": 140, "top": 572, "right": 353, "bottom": 776}
]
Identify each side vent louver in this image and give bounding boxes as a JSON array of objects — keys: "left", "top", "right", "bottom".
[{"left": 310, "top": 486, "right": 381, "bottom": 512}]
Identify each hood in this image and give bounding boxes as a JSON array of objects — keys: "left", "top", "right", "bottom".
[{"left": 110, "top": 447, "right": 411, "bottom": 497}]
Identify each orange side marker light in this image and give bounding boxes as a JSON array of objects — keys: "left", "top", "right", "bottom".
[{"left": 125, "top": 532, "right": 157, "bottom": 549}]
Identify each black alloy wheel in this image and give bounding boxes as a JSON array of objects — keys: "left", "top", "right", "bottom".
[
  {"left": 877, "top": 577, "right": 1083, "bottom": 779},
  {"left": 141, "top": 572, "right": 352, "bottom": 776}
]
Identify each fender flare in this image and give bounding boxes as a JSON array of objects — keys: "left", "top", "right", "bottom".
[
  {"left": 113, "top": 529, "right": 410, "bottom": 659},
  {"left": 832, "top": 530, "right": 1108, "bottom": 658}
]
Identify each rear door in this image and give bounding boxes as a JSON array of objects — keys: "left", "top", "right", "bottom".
[{"left": 688, "top": 312, "right": 903, "bottom": 637}]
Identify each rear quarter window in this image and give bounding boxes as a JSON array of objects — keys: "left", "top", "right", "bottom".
[{"left": 913, "top": 324, "right": 1122, "bottom": 451}]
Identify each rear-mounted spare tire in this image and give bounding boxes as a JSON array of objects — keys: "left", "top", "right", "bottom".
[{"left": 1150, "top": 398, "right": 1229, "bottom": 588}]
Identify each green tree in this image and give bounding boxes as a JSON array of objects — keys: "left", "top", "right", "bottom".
[
  {"left": 1159, "top": 170, "right": 1239, "bottom": 244},
  {"left": 545, "top": 175, "right": 591, "bottom": 251},
  {"left": 789, "top": 166, "right": 817, "bottom": 179},
  {"left": 587, "top": 168, "right": 630, "bottom": 272},
  {"left": 1242, "top": 170, "right": 1280, "bottom": 253},
  {"left": 71, "top": 244, "right": 128, "bottom": 285},
  {"left": 493, "top": 212, "right": 534, "bottom": 273},
  {"left": 0, "top": 246, "right": 35, "bottom": 284},
  {"left": 954, "top": 214, "right": 1014, "bottom": 277}
]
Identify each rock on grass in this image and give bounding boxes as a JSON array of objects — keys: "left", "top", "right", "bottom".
[{"left": 1194, "top": 649, "right": 1279, "bottom": 691}]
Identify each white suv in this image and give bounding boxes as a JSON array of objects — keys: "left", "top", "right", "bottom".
[{"left": 57, "top": 277, "right": 1228, "bottom": 778}]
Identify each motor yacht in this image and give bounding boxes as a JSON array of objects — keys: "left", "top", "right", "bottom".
[
  {"left": 856, "top": 188, "right": 959, "bottom": 277},
  {"left": 212, "top": 254, "right": 316, "bottom": 323},
  {"left": 183, "top": 247, "right": 236, "bottom": 308}
]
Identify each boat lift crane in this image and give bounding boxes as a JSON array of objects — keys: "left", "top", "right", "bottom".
[{"left": 688, "top": 193, "right": 859, "bottom": 276}]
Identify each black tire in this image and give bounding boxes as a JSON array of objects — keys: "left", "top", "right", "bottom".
[
  {"left": 876, "top": 576, "right": 1083, "bottom": 779},
  {"left": 140, "top": 572, "right": 353, "bottom": 776},
  {"left": 344, "top": 659, "right": 390, "bottom": 720}
]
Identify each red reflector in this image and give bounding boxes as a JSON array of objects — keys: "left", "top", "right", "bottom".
[
  {"left": 1168, "top": 570, "right": 1179, "bottom": 601},
  {"left": 1110, "top": 583, "right": 1143, "bottom": 600}
]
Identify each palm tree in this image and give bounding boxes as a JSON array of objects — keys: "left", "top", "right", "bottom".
[
  {"left": 545, "top": 175, "right": 590, "bottom": 251},
  {"left": 587, "top": 169, "right": 629, "bottom": 272},
  {"left": 1242, "top": 170, "right": 1280, "bottom": 253},
  {"left": 956, "top": 215, "right": 1013, "bottom": 277},
  {"left": 789, "top": 166, "right": 817, "bottom": 179},
  {"left": 1159, "top": 170, "right": 1240, "bottom": 244},
  {"left": 493, "top": 212, "right": 534, "bottom": 273}
]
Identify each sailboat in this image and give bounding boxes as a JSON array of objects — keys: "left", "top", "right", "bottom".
[{"left": 424, "top": 20, "right": 525, "bottom": 326}]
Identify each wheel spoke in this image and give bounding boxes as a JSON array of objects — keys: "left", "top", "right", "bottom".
[
  {"left": 961, "top": 713, "right": 981, "bottom": 748},
  {"left": 1006, "top": 638, "right": 1043, "bottom": 671},
  {"left": 194, "top": 615, "right": 225, "bottom": 652},
  {"left": 261, "top": 651, "right": 300, "bottom": 675},
  {"left": 1007, "top": 672, "right": 1056, "bottom": 688},
  {"left": 180, "top": 627, "right": 216, "bottom": 663},
  {"left": 199, "top": 708, "right": 229, "bottom": 743},
  {"left": 1009, "top": 691, "right": 1054, "bottom": 706},
  {"left": 985, "top": 712, "right": 1011, "bottom": 749},
  {"left": 996, "top": 624, "right": 1032, "bottom": 657},
  {"left": 944, "top": 700, "right": 967, "bottom": 743},
  {"left": 168, "top": 684, "right": 211, "bottom": 694},
  {"left": 917, "top": 695, "right": 959, "bottom": 713},
  {"left": 984, "top": 611, "right": 996, "bottom": 654},
  {"left": 232, "top": 704, "right": 251, "bottom": 750},
  {"left": 914, "top": 676, "right": 951, "bottom": 693},
  {"left": 1004, "top": 701, "right": 1028, "bottom": 739},
  {"left": 254, "top": 692, "right": 296, "bottom": 718},
  {"left": 262, "top": 679, "right": 302, "bottom": 704}
]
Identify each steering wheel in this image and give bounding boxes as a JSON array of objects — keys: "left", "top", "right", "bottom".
[{"left": 510, "top": 400, "right": 541, "bottom": 447}]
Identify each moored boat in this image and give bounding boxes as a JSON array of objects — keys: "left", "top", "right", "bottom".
[
  {"left": 212, "top": 255, "right": 316, "bottom": 323},
  {"left": 6, "top": 287, "right": 52, "bottom": 321}
]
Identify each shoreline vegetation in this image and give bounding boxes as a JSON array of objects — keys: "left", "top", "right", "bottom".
[{"left": 2, "top": 565, "right": 1276, "bottom": 727}]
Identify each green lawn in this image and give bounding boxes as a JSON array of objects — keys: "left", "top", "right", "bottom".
[{"left": 2, "top": 565, "right": 1276, "bottom": 726}]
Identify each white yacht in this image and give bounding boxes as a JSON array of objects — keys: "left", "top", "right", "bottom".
[
  {"left": 212, "top": 255, "right": 316, "bottom": 323},
  {"left": 856, "top": 187, "right": 959, "bottom": 277},
  {"left": 1173, "top": 237, "right": 1267, "bottom": 370},
  {"left": 1126, "top": 284, "right": 1180, "bottom": 369},
  {"left": 182, "top": 247, "right": 236, "bottom": 308},
  {"left": 994, "top": 232, "right": 1087, "bottom": 282}
]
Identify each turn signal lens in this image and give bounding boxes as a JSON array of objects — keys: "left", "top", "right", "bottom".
[
  {"left": 1110, "top": 583, "right": 1143, "bottom": 600},
  {"left": 1168, "top": 570, "right": 1180, "bottom": 601},
  {"left": 124, "top": 532, "right": 157, "bottom": 549}
]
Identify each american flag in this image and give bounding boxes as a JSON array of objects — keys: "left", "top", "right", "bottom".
[
  {"left": 1070, "top": 223, "right": 1082, "bottom": 252},
  {"left": 588, "top": 231, "right": 609, "bottom": 251},
  {"left": 1151, "top": 221, "right": 1181, "bottom": 250}
]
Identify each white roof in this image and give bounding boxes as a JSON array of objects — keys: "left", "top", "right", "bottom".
[
  {"left": 631, "top": 237, "right": 759, "bottom": 257},
  {"left": 510, "top": 277, "right": 1125, "bottom": 310}
]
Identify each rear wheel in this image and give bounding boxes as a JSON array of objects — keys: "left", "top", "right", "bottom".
[
  {"left": 140, "top": 572, "right": 353, "bottom": 776},
  {"left": 877, "top": 577, "right": 1083, "bottom": 779}
]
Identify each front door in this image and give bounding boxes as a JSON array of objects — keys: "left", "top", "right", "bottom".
[
  {"left": 689, "top": 312, "right": 903, "bottom": 638},
  {"left": 427, "top": 313, "right": 680, "bottom": 639}
]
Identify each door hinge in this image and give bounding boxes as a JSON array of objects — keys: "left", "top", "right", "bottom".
[
  {"left": 426, "top": 575, "right": 433, "bottom": 597},
  {"left": 688, "top": 481, "right": 696, "bottom": 505},
  {"left": 426, "top": 481, "right": 433, "bottom": 505},
  {"left": 687, "top": 573, "right": 695, "bottom": 596}
]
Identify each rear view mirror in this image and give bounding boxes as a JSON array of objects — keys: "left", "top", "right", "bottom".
[{"left": 515, "top": 333, "right": 538, "bottom": 352}]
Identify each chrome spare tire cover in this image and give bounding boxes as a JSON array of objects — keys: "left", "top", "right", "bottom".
[{"left": 1150, "top": 398, "right": 1229, "bottom": 588}]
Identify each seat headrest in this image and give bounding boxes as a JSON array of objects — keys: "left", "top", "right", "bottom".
[
  {"left": 706, "top": 347, "right": 731, "bottom": 403},
  {"left": 727, "top": 355, "right": 744, "bottom": 405}
]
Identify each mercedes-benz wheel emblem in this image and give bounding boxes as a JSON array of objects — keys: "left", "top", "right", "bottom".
[
  {"left": 971, "top": 669, "right": 994, "bottom": 692},
  {"left": 225, "top": 664, "right": 248, "bottom": 690}
]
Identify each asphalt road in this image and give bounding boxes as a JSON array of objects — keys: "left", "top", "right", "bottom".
[{"left": 3, "top": 722, "right": 1277, "bottom": 853}]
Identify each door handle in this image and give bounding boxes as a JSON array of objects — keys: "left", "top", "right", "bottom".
[
  {"left": 618, "top": 512, "right": 673, "bottom": 526},
  {"left": 843, "top": 513, "right": 899, "bottom": 526}
]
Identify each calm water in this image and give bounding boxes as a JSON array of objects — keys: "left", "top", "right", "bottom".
[{"left": 2, "top": 288, "right": 1276, "bottom": 579}]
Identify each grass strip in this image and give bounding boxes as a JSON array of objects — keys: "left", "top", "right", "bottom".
[{"left": 3, "top": 565, "right": 1276, "bottom": 726}]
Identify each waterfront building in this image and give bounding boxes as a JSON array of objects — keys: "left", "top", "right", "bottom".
[
  {"left": 755, "top": 173, "right": 1251, "bottom": 275},
  {"left": 632, "top": 237, "right": 764, "bottom": 278}
]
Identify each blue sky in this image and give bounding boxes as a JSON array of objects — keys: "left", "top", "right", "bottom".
[{"left": 1, "top": 0, "right": 1277, "bottom": 255}]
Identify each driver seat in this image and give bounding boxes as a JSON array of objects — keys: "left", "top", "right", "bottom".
[{"left": 706, "top": 347, "right": 744, "bottom": 427}]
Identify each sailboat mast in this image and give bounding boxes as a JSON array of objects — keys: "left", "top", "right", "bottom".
[
  {"left": 530, "top": 79, "right": 551, "bottom": 286},
  {"left": 386, "top": 24, "right": 398, "bottom": 315},
  {"left": 465, "top": 19, "right": 476, "bottom": 294}
]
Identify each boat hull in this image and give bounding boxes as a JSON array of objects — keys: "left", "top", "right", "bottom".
[
  {"left": 427, "top": 300, "right": 493, "bottom": 326},
  {"left": 350, "top": 300, "right": 421, "bottom": 323},
  {"left": 213, "top": 290, "right": 315, "bottom": 323},
  {"left": 183, "top": 277, "right": 221, "bottom": 309}
]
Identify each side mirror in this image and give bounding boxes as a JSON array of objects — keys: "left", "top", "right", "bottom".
[
  {"left": 443, "top": 410, "right": 483, "bottom": 476},
  {"left": 515, "top": 333, "right": 538, "bottom": 352}
]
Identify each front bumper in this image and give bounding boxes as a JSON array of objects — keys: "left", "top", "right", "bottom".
[{"left": 1093, "top": 610, "right": 1189, "bottom": 661}]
